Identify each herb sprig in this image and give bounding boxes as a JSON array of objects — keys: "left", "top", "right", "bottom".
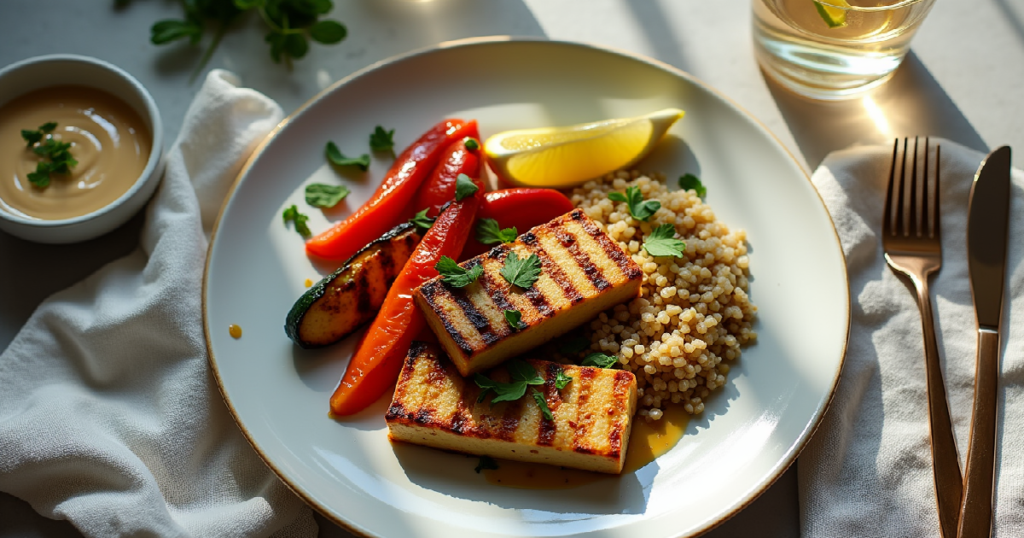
[
  {"left": 147, "top": 0, "right": 348, "bottom": 81},
  {"left": 325, "top": 141, "right": 369, "bottom": 171},
  {"left": 435, "top": 256, "right": 482, "bottom": 288},
  {"left": 21, "top": 123, "right": 77, "bottom": 188},
  {"left": 282, "top": 204, "right": 311, "bottom": 237},
  {"left": 608, "top": 185, "right": 660, "bottom": 221},
  {"left": 678, "top": 173, "right": 706, "bottom": 198},
  {"left": 500, "top": 251, "right": 541, "bottom": 289},
  {"left": 476, "top": 218, "right": 517, "bottom": 246},
  {"left": 504, "top": 309, "right": 524, "bottom": 330},
  {"left": 474, "top": 359, "right": 557, "bottom": 420},
  {"left": 582, "top": 352, "right": 618, "bottom": 369},
  {"left": 369, "top": 126, "right": 396, "bottom": 158},
  {"left": 304, "top": 183, "right": 350, "bottom": 208},
  {"left": 454, "top": 173, "right": 478, "bottom": 202},
  {"left": 643, "top": 223, "right": 686, "bottom": 258},
  {"left": 410, "top": 209, "right": 434, "bottom": 233}
]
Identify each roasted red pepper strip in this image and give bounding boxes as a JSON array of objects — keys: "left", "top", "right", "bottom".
[
  {"left": 461, "top": 188, "right": 575, "bottom": 259},
  {"left": 409, "top": 134, "right": 481, "bottom": 219},
  {"left": 329, "top": 175, "right": 485, "bottom": 416},
  {"left": 306, "top": 119, "right": 477, "bottom": 260}
]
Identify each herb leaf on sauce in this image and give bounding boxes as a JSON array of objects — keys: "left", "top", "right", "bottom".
[
  {"left": 643, "top": 224, "right": 686, "bottom": 258},
  {"left": 282, "top": 204, "right": 311, "bottom": 238},
  {"left": 608, "top": 185, "right": 660, "bottom": 221},
  {"left": 325, "top": 141, "right": 369, "bottom": 171},
  {"left": 500, "top": 251, "right": 542, "bottom": 289},
  {"left": 435, "top": 256, "right": 482, "bottom": 288},
  {"left": 305, "top": 183, "right": 350, "bottom": 208},
  {"left": 21, "top": 124, "right": 77, "bottom": 189},
  {"left": 476, "top": 218, "right": 517, "bottom": 245}
]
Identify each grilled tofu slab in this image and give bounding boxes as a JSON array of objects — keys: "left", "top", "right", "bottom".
[
  {"left": 386, "top": 342, "right": 638, "bottom": 474},
  {"left": 415, "top": 209, "right": 642, "bottom": 376}
]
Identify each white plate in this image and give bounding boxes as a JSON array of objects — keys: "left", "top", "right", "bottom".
[{"left": 204, "top": 38, "right": 849, "bottom": 538}]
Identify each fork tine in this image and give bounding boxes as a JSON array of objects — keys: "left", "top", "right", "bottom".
[
  {"left": 884, "top": 138, "right": 899, "bottom": 236},
  {"left": 910, "top": 137, "right": 919, "bottom": 237},
  {"left": 934, "top": 142, "right": 941, "bottom": 240},
  {"left": 896, "top": 138, "right": 909, "bottom": 237},
  {"left": 922, "top": 137, "right": 930, "bottom": 238}
]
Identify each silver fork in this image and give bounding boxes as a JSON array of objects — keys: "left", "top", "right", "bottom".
[{"left": 882, "top": 137, "right": 962, "bottom": 538}]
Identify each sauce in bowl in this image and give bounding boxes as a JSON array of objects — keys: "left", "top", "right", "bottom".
[{"left": 0, "top": 85, "right": 151, "bottom": 220}]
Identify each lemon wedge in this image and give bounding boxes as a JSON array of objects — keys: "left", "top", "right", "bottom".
[
  {"left": 814, "top": 0, "right": 850, "bottom": 28},
  {"left": 484, "top": 108, "right": 684, "bottom": 188}
]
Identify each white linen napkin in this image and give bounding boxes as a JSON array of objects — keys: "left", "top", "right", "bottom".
[
  {"left": 799, "top": 139, "right": 1024, "bottom": 537},
  {"left": 0, "top": 70, "right": 318, "bottom": 538}
]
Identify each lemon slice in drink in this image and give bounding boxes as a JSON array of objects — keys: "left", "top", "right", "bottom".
[
  {"left": 484, "top": 108, "right": 684, "bottom": 188},
  {"left": 814, "top": 0, "right": 850, "bottom": 28}
]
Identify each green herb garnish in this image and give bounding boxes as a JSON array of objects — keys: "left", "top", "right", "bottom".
[
  {"left": 369, "top": 125, "right": 396, "bottom": 157},
  {"left": 554, "top": 369, "right": 573, "bottom": 390},
  {"left": 582, "top": 352, "right": 618, "bottom": 369},
  {"left": 305, "top": 183, "right": 350, "bottom": 208},
  {"left": 21, "top": 123, "right": 76, "bottom": 188},
  {"left": 282, "top": 204, "right": 311, "bottom": 237},
  {"left": 504, "top": 309, "right": 524, "bottom": 330},
  {"left": 325, "top": 141, "right": 369, "bottom": 171},
  {"left": 643, "top": 223, "right": 686, "bottom": 258},
  {"left": 678, "top": 173, "right": 706, "bottom": 198},
  {"left": 464, "top": 137, "right": 480, "bottom": 150},
  {"left": 500, "top": 251, "right": 541, "bottom": 289},
  {"left": 557, "top": 335, "right": 591, "bottom": 355},
  {"left": 410, "top": 208, "right": 434, "bottom": 233},
  {"left": 435, "top": 256, "right": 482, "bottom": 288},
  {"left": 146, "top": 0, "right": 347, "bottom": 81},
  {"left": 454, "top": 173, "right": 478, "bottom": 202},
  {"left": 608, "top": 185, "right": 660, "bottom": 221},
  {"left": 533, "top": 391, "right": 554, "bottom": 421},
  {"left": 474, "top": 455, "right": 499, "bottom": 473},
  {"left": 474, "top": 358, "right": 545, "bottom": 404},
  {"left": 476, "top": 218, "right": 517, "bottom": 245}
]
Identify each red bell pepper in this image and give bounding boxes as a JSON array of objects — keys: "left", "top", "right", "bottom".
[
  {"left": 306, "top": 119, "right": 477, "bottom": 261},
  {"left": 409, "top": 134, "right": 481, "bottom": 219},
  {"left": 461, "top": 188, "right": 575, "bottom": 259},
  {"left": 329, "top": 174, "right": 485, "bottom": 417}
]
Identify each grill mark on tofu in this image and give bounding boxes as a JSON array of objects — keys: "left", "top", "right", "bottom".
[
  {"left": 572, "top": 367, "right": 597, "bottom": 454},
  {"left": 567, "top": 218, "right": 642, "bottom": 282},
  {"left": 608, "top": 371, "right": 635, "bottom": 456},
  {"left": 479, "top": 258, "right": 547, "bottom": 329},
  {"left": 450, "top": 377, "right": 472, "bottom": 435},
  {"left": 535, "top": 229, "right": 603, "bottom": 297},
  {"left": 470, "top": 265, "right": 516, "bottom": 339},
  {"left": 418, "top": 282, "right": 479, "bottom": 355},
  {"left": 519, "top": 232, "right": 584, "bottom": 304},
  {"left": 537, "top": 363, "right": 563, "bottom": 447},
  {"left": 449, "top": 289, "right": 498, "bottom": 346},
  {"left": 354, "top": 269, "right": 373, "bottom": 313},
  {"left": 498, "top": 399, "right": 522, "bottom": 442},
  {"left": 557, "top": 230, "right": 611, "bottom": 291}
]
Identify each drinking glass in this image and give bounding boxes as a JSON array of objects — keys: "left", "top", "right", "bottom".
[{"left": 753, "top": 0, "right": 937, "bottom": 99}]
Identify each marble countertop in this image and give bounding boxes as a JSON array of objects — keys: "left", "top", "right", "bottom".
[{"left": 2, "top": 0, "right": 1022, "bottom": 536}]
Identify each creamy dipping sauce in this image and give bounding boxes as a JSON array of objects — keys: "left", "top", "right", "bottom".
[
  {"left": 484, "top": 404, "right": 690, "bottom": 489},
  {"left": 0, "top": 86, "right": 151, "bottom": 220}
]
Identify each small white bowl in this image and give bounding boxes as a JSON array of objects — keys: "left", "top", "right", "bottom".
[{"left": 0, "top": 55, "right": 164, "bottom": 244}]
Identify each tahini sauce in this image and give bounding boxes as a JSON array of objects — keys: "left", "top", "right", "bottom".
[{"left": 0, "top": 86, "right": 151, "bottom": 220}]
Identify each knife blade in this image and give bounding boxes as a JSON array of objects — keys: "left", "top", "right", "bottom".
[{"left": 957, "top": 146, "right": 1012, "bottom": 538}]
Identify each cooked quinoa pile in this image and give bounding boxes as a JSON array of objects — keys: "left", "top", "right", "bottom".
[{"left": 570, "top": 171, "right": 757, "bottom": 420}]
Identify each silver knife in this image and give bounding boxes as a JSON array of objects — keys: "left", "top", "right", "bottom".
[{"left": 958, "top": 146, "right": 1012, "bottom": 538}]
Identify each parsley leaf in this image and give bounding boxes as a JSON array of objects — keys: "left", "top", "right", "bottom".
[
  {"left": 21, "top": 129, "right": 43, "bottom": 147},
  {"left": 369, "top": 125, "right": 396, "bottom": 157},
  {"left": 643, "top": 223, "right": 686, "bottom": 258},
  {"left": 554, "top": 369, "right": 573, "bottom": 390},
  {"left": 454, "top": 173, "right": 478, "bottom": 201},
  {"left": 504, "top": 309, "right": 524, "bottom": 330},
  {"left": 557, "top": 335, "right": 590, "bottom": 355},
  {"left": 608, "top": 186, "right": 660, "bottom": 221},
  {"left": 435, "top": 256, "right": 482, "bottom": 288},
  {"left": 476, "top": 218, "right": 517, "bottom": 245},
  {"left": 27, "top": 162, "right": 53, "bottom": 188},
  {"left": 21, "top": 124, "right": 77, "bottom": 188},
  {"left": 464, "top": 137, "right": 480, "bottom": 150},
  {"left": 474, "top": 359, "right": 545, "bottom": 404},
  {"left": 410, "top": 208, "right": 434, "bottom": 233},
  {"left": 325, "top": 141, "right": 369, "bottom": 171},
  {"left": 39, "top": 122, "right": 57, "bottom": 133},
  {"left": 282, "top": 204, "right": 311, "bottom": 238},
  {"left": 533, "top": 390, "right": 553, "bottom": 421},
  {"left": 474, "top": 455, "right": 499, "bottom": 473},
  {"left": 305, "top": 183, "right": 350, "bottom": 208},
  {"left": 678, "top": 173, "right": 707, "bottom": 198},
  {"left": 500, "top": 251, "right": 542, "bottom": 289},
  {"left": 582, "top": 352, "right": 618, "bottom": 369}
]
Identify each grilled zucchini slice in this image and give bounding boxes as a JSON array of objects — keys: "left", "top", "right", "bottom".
[{"left": 285, "top": 223, "right": 421, "bottom": 348}]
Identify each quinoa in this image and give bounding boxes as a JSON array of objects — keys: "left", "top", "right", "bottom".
[{"left": 570, "top": 171, "right": 757, "bottom": 420}]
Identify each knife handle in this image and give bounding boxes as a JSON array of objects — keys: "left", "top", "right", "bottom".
[{"left": 957, "top": 328, "right": 1000, "bottom": 538}]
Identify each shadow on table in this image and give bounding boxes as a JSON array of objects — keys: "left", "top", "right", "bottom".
[{"left": 763, "top": 51, "right": 988, "bottom": 171}]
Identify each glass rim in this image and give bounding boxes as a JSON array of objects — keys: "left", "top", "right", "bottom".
[{"left": 814, "top": 0, "right": 933, "bottom": 12}]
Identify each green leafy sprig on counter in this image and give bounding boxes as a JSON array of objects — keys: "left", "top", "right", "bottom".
[
  {"left": 608, "top": 185, "right": 660, "bottom": 221},
  {"left": 369, "top": 125, "right": 396, "bottom": 158},
  {"left": 147, "top": 0, "right": 348, "bottom": 80},
  {"left": 435, "top": 256, "right": 482, "bottom": 288},
  {"left": 325, "top": 141, "right": 369, "bottom": 171},
  {"left": 476, "top": 218, "right": 517, "bottom": 246},
  {"left": 282, "top": 204, "right": 311, "bottom": 237},
  {"left": 678, "top": 173, "right": 706, "bottom": 198},
  {"left": 304, "top": 183, "right": 350, "bottom": 208},
  {"left": 500, "top": 251, "right": 541, "bottom": 289},
  {"left": 21, "top": 122, "right": 77, "bottom": 188},
  {"left": 642, "top": 223, "right": 686, "bottom": 258}
]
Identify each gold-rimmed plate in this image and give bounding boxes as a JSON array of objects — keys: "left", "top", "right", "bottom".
[{"left": 203, "top": 38, "right": 849, "bottom": 538}]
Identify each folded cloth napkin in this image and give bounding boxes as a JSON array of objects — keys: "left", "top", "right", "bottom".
[
  {"left": 0, "top": 70, "right": 317, "bottom": 538},
  {"left": 799, "top": 139, "right": 1024, "bottom": 537}
]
